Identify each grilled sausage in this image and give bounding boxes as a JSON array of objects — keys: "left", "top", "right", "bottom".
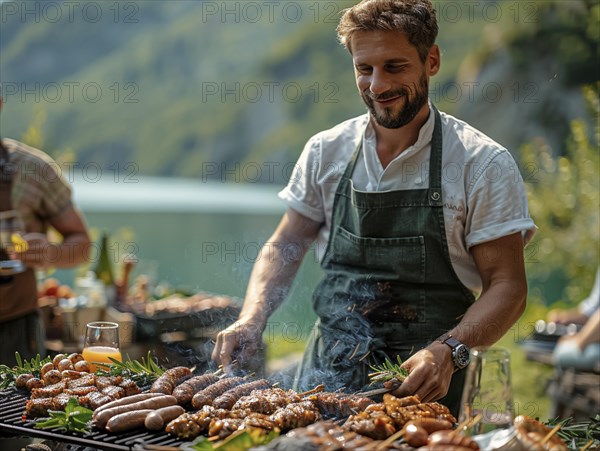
[
  {"left": 94, "top": 395, "right": 178, "bottom": 429},
  {"left": 106, "top": 409, "right": 153, "bottom": 433},
  {"left": 144, "top": 405, "right": 185, "bottom": 430},
  {"left": 57, "top": 358, "right": 74, "bottom": 372},
  {"left": 172, "top": 374, "right": 220, "bottom": 405},
  {"left": 410, "top": 418, "right": 454, "bottom": 433},
  {"left": 73, "top": 361, "right": 91, "bottom": 373},
  {"left": 42, "top": 370, "right": 62, "bottom": 385},
  {"left": 68, "top": 353, "right": 85, "bottom": 364},
  {"left": 191, "top": 377, "right": 244, "bottom": 409},
  {"left": 15, "top": 374, "right": 34, "bottom": 389},
  {"left": 212, "top": 379, "right": 272, "bottom": 410},
  {"left": 52, "top": 354, "right": 67, "bottom": 367},
  {"left": 427, "top": 430, "right": 480, "bottom": 450},
  {"left": 402, "top": 422, "right": 429, "bottom": 447},
  {"left": 93, "top": 392, "right": 166, "bottom": 417},
  {"left": 40, "top": 362, "right": 55, "bottom": 378},
  {"left": 150, "top": 367, "right": 193, "bottom": 395}
]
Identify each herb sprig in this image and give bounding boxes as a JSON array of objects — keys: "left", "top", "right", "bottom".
[
  {"left": 0, "top": 352, "right": 52, "bottom": 389},
  {"left": 94, "top": 351, "right": 164, "bottom": 385},
  {"left": 544, "top": 415, "right": 600, "bottom": 450},
  {"left": 34, "top": 398, "right": 93, "bottom": 433},
  {"left": 368, "top": 356, "right": 409, "bottom": 386}
]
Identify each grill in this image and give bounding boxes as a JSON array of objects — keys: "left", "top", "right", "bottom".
[{"left": 0, "top": 389, "right": 186, "bottom": 450}]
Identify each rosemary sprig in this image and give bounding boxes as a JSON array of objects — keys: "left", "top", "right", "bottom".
[
  {"left": 368, "top": 355, "right": 409, "bottom": 386},
  {"left": 544, "top": 415, "right": 600, "bottom": 450},
  {"left": 94, "top": 351, "right": 164, "bottom": 385},
  {"left": 0, "top": 352, "right": 52, "bottom": 389}
]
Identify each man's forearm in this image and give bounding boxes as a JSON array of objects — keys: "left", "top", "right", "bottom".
[
  {"left": 447, "top": 279, "right": 527, "bottom": 348},
  {"left": 238, "top": 240, "right": 309, "bottom": 328},
  {"left": 48, "top": 233, "right": 91, "bottom": 268}
]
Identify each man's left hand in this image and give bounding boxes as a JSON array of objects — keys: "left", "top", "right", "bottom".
[{"left": 390, "top": 341, "right": 454, "bottom": 402}]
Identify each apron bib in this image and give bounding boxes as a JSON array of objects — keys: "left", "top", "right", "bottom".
[{"left": 295, "top": 108, "right": 474, "bottom": 415}]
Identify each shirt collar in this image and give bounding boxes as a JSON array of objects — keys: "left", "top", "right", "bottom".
[{"left": 364, "top": 101, "right": 435, "bottom": 160}]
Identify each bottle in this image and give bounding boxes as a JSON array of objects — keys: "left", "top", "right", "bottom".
[{"left": 93, "top": 232, "right": 115, "bottom": 304}]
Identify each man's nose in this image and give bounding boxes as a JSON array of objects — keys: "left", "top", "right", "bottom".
[{"left": 369, "top": 69, "right": 391, "bottom": 96}]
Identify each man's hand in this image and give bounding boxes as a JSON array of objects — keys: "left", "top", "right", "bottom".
[
  {"left": 390, "top": 342, "right": 454, "bottom": 402},
  {"left": 212, "top": 319, "right": 264, "bottom": 374}
]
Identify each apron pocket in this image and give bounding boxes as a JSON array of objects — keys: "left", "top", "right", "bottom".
[{"left": 333, "top": 226, "right": 426, "bottom": 284}]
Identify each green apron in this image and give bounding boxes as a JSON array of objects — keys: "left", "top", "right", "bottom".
[{"left": 295, "top": 107, "right": 475, "bottom": 416}]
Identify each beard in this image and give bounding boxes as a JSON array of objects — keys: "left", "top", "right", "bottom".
[{"left": 361, "top": 72, "right": 429, "bottom": 129}]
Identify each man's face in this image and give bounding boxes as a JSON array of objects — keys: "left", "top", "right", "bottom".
[{"left": 351, "top": 31, "right": 439, "bottom": 129}]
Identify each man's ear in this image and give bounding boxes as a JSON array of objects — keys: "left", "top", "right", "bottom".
[{"left": 428, "top": 44, "right": 441, "bottom": 76}]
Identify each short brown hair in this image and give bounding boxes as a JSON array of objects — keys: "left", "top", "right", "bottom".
[{"left": 337, "top": 0, "right": 438, "bottom": 62}]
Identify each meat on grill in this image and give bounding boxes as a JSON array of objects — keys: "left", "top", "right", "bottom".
[
  {"left": 150, "top": 366, "right": 193, "bottom": 395},
  {"left": 304, "top": 392, "right": 374, "bottom": 417},
  {"left": 233, "top": 388, "right": 301, "bottom": 414},
  {"left": 212, "top": 379, "right": 271, "bottom": 410},
  {"left": 344, "top": 409, "right": 397, "bottom": 440},
  {"left": 268, "top": 401, "right": 322, "bottom": 431},
  {"left": 172, "top": 373, "right": 220, "bottom": 405},
  {"left": 191, "top": 377, "right": 244, "bottom": 409}
]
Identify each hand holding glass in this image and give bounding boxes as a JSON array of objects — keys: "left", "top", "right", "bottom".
[
  {"left": 82, "top": 322, "right": 122, "bottom": 372},
  {"left": 0, "top": 210, "right": 26, "bottom": 275}
]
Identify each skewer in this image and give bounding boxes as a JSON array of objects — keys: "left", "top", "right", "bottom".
[
  {"left": 298, "top": 384, "right": 325, "bottom": 397},
  {"left": 539, "top": 423, "right": 561, "bottom": 447},
  {"left": 457, "top": 413, "right": 482, "bottom": 432},
  {"left": 581, "top": 439, "right": 594, "bottom": 451},
  {"left": 374, "top": 428, "right": 404, "bottom": 450}
]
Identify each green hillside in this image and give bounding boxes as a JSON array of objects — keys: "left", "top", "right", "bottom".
[{"left": 0, "top": 0, "right": 595, "bottom": 180}]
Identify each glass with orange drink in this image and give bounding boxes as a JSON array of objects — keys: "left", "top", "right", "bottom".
[{"left": 82, "top": 322, "right": 122, "bottom": 372}]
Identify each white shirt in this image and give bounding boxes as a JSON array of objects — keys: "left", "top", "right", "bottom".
[
  {"left": 278, "top": 106, "right": 537, "bottom": 296},
  {"left": 579, "top": 267, "right": 600, "bottom": 317}
]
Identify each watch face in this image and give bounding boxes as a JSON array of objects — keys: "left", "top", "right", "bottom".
[{"left": 454, "top": 345, "right": 471, "bottom": 369}]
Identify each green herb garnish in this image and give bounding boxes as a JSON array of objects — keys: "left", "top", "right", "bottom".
[
  {"left": 186, "top": 427, "right": 280, "bottom": 450},
  {"left": 368, "top": 355, "right": 409, "bottom": 386},
  {"left": 544, "top": 415, "right": 600, "bottom": 450},
  {"left": 94, "top": 351, "right": 164, "bottom": 385},
  {"left": 34, "top": 398, "right": 93, "bottom": 433},
  {"left": 0, "top": 352, "right": 52, "bottom": 389}
]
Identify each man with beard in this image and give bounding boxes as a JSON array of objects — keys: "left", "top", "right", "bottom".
[{"left": 213, "top": 0, "right": 536, "bottom": 415}]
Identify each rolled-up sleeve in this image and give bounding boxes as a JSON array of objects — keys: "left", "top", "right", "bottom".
[
  {"left": 278, "top": 136, "right": 325, "bottom": 223},
  {"left": 465, "top": 150, "right": 537, "bottom": 248}
]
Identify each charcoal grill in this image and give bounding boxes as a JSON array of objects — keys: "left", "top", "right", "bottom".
[{"left": 0, "top": 389, "right": 187, "bottom": 450}]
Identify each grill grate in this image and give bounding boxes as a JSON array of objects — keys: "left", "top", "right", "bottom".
[{"left": 0, "top": 389, "right": 186, "bottom": 450}]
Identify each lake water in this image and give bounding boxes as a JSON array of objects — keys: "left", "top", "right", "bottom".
[{"left": 55, "top": 176, "right": 320, "bottom": 340}]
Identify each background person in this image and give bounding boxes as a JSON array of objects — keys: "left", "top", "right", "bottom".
[
  {"left": 0, "top": 95, "right": 91, "bottom": 365},
  {"left": 212, "top": 0, "right": 536, "bottom": 416},
  {"left": 552, "top": 267, "right": 600, "bottom": 371}
]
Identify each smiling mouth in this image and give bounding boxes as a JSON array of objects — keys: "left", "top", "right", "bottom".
[{"left": 374, "top": 96, "right": 401, "bottom": 106}]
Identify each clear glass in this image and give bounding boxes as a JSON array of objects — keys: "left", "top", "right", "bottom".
[
  {"left": 82, "top": 321, "right": 122, "bottom": 372},
  {"left": 0, "top": 210, "right": 26, "bottom": 275},
  {"left": 459, "top": 347, "right": 515, "bottom": 435}
]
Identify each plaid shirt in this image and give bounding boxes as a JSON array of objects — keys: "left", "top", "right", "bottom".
[{"left": 2, "top": 138, "right": 73, "bottom": 233}]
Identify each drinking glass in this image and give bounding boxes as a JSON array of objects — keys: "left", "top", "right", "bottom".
[
  {"left": 0, "top": 210, "right": 26, "bottom": 275},
  {"left": 82, "top": 321, "right": 122, "bottom": 372},
  {"left": 459, "top": 347, "right": 515, "bottom": 435}
]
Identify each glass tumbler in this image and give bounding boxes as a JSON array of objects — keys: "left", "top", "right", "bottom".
[{"left": 459, "top": 347, "right": 515, "bottom": 435}]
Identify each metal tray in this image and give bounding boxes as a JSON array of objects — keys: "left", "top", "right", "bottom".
[{"left": 0, "top": 389, "right": 186, "bottom": 450}]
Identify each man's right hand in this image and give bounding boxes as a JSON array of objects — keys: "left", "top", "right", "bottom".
[{"left": 212, "top": 319, "right": 264, "bottom": 374}]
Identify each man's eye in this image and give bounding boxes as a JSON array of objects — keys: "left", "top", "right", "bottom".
[{"left": 356, "top": 66, "right": 372, "bottom": 74}]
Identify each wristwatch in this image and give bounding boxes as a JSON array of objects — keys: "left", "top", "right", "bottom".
[{"left": 438, "top": 335, "right": 471, "bottom": 370}]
